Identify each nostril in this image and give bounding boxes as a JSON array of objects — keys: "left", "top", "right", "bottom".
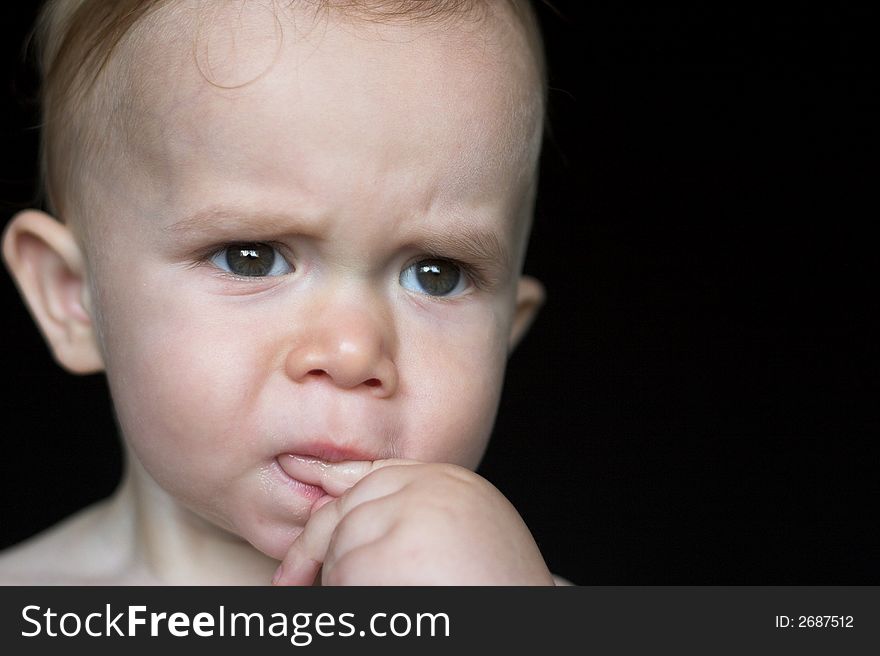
[{"left": 304, "top": 370, "right": 381, "bottom": 389}]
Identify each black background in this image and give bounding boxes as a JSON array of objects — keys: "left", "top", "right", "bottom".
[{"left": 1, "top": 3, "right": 877, "bottom": 584}]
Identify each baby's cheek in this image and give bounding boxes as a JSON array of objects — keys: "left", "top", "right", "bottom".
[
  {"left": 399, "top": 324, "right": 507, "bottom": 468},
  {"left": 101, "top": 294, "right": 266, "bottom": 478}
]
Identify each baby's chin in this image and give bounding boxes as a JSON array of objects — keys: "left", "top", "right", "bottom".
[{"left": 227, "top": 496, "right": 316, "bottom": 561}]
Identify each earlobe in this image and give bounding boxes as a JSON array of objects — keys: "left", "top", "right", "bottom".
[
  {"left": 1, "top": 210, "right": 104, "bottom": 374},
  {"left": 508, "top": 275, "right": 545, "bottom": 352}
]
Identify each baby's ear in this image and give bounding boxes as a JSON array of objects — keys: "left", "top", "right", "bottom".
[
  {"left": 2, "top": 210, "right": 104, "bottom": 374},
  {"left": 508, "top": 275, "right": 545, "bottom": 352}
]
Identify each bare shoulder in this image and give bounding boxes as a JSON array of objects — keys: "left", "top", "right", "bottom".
[{"left": 0, "top": 500, "right": 122, "bottom": 585}]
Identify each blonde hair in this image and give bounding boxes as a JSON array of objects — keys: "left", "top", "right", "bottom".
[{"left": 31, "top": 0, "right": 546, "bottom": 221}]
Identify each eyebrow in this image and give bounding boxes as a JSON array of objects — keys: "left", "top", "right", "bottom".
[
  {"left": 415, "top": 228, "right": 511, "bottom": 273},
  {"left": 164, "top": 206, "right": 310, "bottom": 238},
  {"left": 164, "top": 206, "right": 511, "bottom": 271}
]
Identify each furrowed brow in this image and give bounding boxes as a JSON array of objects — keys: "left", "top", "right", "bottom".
[{"left": 164, "top": 206, "right": 511, "bottom": 272}]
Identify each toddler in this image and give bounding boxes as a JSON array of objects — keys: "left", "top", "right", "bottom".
[{"left": 1, "top": 0, "right": 563, "bottom": 585}]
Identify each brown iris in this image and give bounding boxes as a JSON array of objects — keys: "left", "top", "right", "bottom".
[{"left": 225, "top": 243, "right": 276, "bottom": 277}]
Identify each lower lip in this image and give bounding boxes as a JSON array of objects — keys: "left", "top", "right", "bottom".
[{"left": 272, "top": 457, "right": 326, "bottom": 500}]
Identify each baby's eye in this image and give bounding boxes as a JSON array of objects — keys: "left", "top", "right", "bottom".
[
  {"left": 399, "top": 259, "right": 468, "bottom": 297},
  {"left": 209, "top": 243, "right": 293, "bottom": 277}
]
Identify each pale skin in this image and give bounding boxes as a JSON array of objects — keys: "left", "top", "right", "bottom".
[{"left": 0, "top": 2, "right": 565, "bottom": 585}]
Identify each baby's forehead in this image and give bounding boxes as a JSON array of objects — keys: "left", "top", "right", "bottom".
[
  {"left": 126, "top": 1, "right": 543, "bottom": 143},
  {"left": 117, "top": 4, "right": 541, "bottom": 200}
]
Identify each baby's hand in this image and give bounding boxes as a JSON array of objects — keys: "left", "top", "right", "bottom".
[{"left": 273, "top": 458, "right": 555, "bottom": 585}]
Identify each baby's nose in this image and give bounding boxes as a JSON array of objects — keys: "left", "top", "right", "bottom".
[{"left": 284, "top": 310, "right": 398, "bottom": 398}]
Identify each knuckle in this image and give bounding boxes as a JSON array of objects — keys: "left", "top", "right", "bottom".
[{"left": 418, "top": 464, "right": 479, "bottom": 495}]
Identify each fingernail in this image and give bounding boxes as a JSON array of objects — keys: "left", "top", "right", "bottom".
[{"left": 272, "top": 564, "right": 284, "bottom": 585}]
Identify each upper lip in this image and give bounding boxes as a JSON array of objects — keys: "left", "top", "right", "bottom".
[{"left": 278, "top": 440, "right": 379, "bottom": 463}]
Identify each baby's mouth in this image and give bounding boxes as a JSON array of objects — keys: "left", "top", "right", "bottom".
[{"left": 276, "top": 452, "right": 377, "bottom": 499}]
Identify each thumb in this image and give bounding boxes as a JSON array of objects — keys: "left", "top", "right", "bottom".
[{"left": 272, "top": 457, "right": 421, "bottom": 586}]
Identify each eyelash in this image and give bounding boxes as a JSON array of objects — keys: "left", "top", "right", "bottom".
[
  {"left": 195, "top": 242, "right": 490, "bottom": 292},
  {"left": 194, "top": 241, "right": 293, "bottom": 282}
]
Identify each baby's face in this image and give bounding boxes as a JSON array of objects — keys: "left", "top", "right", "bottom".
[{"left": 78, "top": 4, "right": 542, "bottom": 558}]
